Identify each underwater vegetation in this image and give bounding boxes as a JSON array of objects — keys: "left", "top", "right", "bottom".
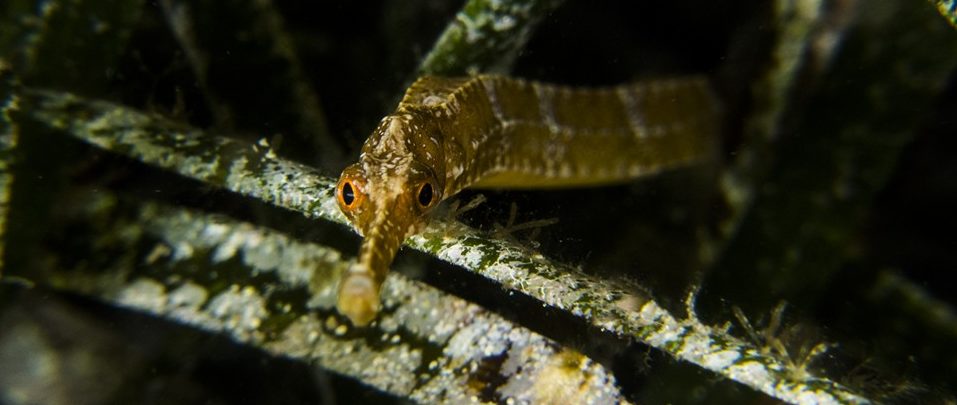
[{"left": 1, "top": 0, "right": 957, "bottom": 404}]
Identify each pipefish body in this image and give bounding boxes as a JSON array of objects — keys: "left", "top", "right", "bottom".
[{"left": 335, "top": 74, "right": 719, "bottom": 326}]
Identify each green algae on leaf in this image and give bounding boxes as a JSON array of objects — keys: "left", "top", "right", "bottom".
[
  {"left": 419, "top": 0, "right": 566, "bottom": 76},
  {"left": 20, "top": 88, "right": 343, "bottom": 226}
]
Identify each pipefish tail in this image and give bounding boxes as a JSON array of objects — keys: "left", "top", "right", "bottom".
[{"left": 335, "top": 74, "right": 720, "bottom": 326}]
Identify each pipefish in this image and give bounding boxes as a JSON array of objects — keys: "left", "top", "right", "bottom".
[{"left": 335, "top": 74, "right": 719, "bottom": 326}]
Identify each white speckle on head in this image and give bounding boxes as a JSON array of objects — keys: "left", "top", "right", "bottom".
[
  {"left": 450, "top": 164, "right": 464, "bottom": 179},
  {"left": 359, "top": 114, "right": 421, "bottom": 214},
  {"left": 422, "top": 95, "right": 445, "bottom": 106},
  {"left": 381, "top": 116, "right": 407, "bottom": 152}
]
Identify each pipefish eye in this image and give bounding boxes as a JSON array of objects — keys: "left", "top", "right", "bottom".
[
  {"left": 337, "top": 179, "right": 361, "bottom": 209},
  {"left": 341, "top": 182, "right": 355, "bottom": 205},
  {"left": 417, "top": 182, "right": 434, "bottom": 207}
]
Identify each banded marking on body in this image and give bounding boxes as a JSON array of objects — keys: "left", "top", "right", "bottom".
[
  {"left": 616, "top": 85, "right": 648, "bottom": 139},
  {"left": 481, "top": 76, "right": 507, "bottom": 123},
  {"left": 533, "top": 82, "right": 561, "bottom": 134}
]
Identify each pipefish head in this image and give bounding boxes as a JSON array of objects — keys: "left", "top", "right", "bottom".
[{"left": 334, "top": 113, "right": 445, "bottom": 326}]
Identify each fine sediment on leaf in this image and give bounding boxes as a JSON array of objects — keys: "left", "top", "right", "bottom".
[{"left": 40, "top": 193, "right": 627, "bottom": 404}]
